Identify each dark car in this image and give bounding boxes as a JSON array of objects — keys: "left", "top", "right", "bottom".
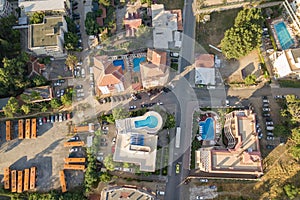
[
  {"left": 62, "top": 113, "right": 67, "bottom": 121},
  {"left": 73, "top": 15, "right": 80, "bottom": 20},
  {"left": 266, "top": 145, "right": 275, "bottom": 149},
  {"left": 171, "top": 59, "right": 178, "bottom": 62},
  {"left": 148, "top": 103, "right": 155, "bottom": 107},
  {"left": 163, "top": 87, "right": 171, "bottom": 93},
  {"left": 72, "top": 2, "right": 78, "bottom": 6},
  {"left": 141, "top": 103, "right": 149, "bottom": 108},
  {"left": 75, "top": 84, "right": 83, "bottom": 89},
  {"left": 102, "top": 121, "right": 109, "bottom": 125},
  {"left": 263, "top": 112, "right": 271, "bottom": 117}
]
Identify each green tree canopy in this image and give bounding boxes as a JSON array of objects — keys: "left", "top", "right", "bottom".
[
  {"left": 285, "top": 95, "right": 300, "bottom": 124},
  {"left": 21, "top": 104, "right": 30, "bottom": 115},
  {"left": 32, "top": 75, "right": 48, "bottom": 87},
  {"left": 103, "top": 154, "right": 116, "bottom": 171},
  {"left": 30, "top": 12, "right": 45, "bottom": 24},
  {"left": 164, "top": 113, "right": 176, "bottom": 129},
  {"left": 244, "top": 74, "right": 256, "bottom": 85},
  {"left": 99, "top": 0, "right": 110, "bottom": 6},
  {"left": 220, "top": 8, "right": 263, "bottom": 59},
  {"left": 283, "top": 184, "right": 299, "bottom": 199},
  {"left": 100, "top": 172, "right": 111, "bottom": 182},
  {"left": 50, "top": 99, "right": 61, "bottom": 109},
  {"left": 65, "top": 54, "right": 78, "bottom": 71},
  {"left": 64, "top": 32, "right": 79, "bottom": 51},
  {"left": 3, "top": 97, "right": 19, "bottom": 117},
  {"left": 112, "top": 106, "right": 130, "bottom": 120},
  {"left": 85, "top": 12, "right": 100, "bottom": 35},
  {"left": 0, "top": 53, "right": 30, "bottom": 96}
]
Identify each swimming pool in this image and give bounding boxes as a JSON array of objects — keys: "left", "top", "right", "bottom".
[
  {"left": 113, "top": 59, "right": 125, "bottom": 70},
  {"left": 274, "top": 22, "right": 294, "bottom": 50},
  {"left": 133, "top": 57, "right": 146, "bottom": 72},
  {"left": 135, "top": 115, "right": 158, "bottom": 129},
  {"left": 199, "top": 117, "right": 214, "bottom": 140}
]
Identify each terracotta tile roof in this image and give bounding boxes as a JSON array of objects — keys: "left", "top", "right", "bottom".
[
  {"left": 147, "top": 48, "right": 167, "bottom": 66},
  {"left": 93, "top": 56, "right": 124, "bottom": 87},
  {"left": 28, "top": 56, "right": 46, "bottom": 77},
  {"left": 171, "top": 9, "right": 183, "bottom": 31},
  {"left": 123, "top": 12, "right": 142, "bottom": 37},
  {"left": 194, "top": 54, "right": 215, "bottom": 68}
]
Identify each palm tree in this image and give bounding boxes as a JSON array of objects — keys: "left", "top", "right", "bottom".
[{"left": 65, "top": 54, "right": 78, "bottom": 72}]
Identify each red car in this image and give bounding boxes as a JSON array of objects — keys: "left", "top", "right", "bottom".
[{"left": 43, "top": 117, "right": 47, "bottom": 123}]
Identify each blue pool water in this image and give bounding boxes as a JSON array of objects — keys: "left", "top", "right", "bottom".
[
  {"left": 113, "top": 59, "right": 125, "bottom": 70},
  {"left": 133, "top": 57, "right": 146, "bottom": 72},
  {"left": 199, "top": 118, "right": 214, "bottom": 140},
  {"left": 274, "top": 22, "right": 294, "bottom": 50},
  {"left": 135, "top": 115, "right": 158, "bottom": 129}
]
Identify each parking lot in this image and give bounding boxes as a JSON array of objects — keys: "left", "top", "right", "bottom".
[
  {"left": 189, "top": 185, "right": 218, "bottom": 200},
  {"left": 0, "top": 118, "right": 82, "bottom": 191}
]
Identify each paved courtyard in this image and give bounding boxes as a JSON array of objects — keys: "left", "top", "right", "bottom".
[{"left": 0, "top": 120, "right": 75, "bottom": 191}]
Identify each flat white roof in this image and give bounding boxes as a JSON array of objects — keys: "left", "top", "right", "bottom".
[
  {"left": 19, "top": 0, "right": 65, "bottom": 13},
  {"left": 195, "top": 67, "right": 216, "bottom": 85}
]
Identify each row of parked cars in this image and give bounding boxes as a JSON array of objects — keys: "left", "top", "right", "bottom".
[
  {"left": 38, "top": 112, "right": 72, "bottom": 125},
  {"left": 261, "top": 96, "right": 275, "bottom": 149}
]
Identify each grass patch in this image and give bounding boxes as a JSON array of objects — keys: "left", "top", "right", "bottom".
[
  {"left": 278, "top": 79, "right": 300, "bottom": 88},
  {"left": 170, "top": 62, "right": 178, "bottom": 71},
  {"left": 190, "top": 137, "right": 202, "bottom": 169},
  {"left": 195, "top": 8, "right": 241, "bottom": 52},
  {"left": 156, "top": 0, "right": 184, "bottom": 9}
]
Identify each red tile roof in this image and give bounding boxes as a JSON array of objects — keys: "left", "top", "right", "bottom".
[
  {"left": 171, "top": 9, "right": 183, "bottom": 31},
  {"left": 123, "top": 12, "right": 142, "bottom": 37},
  {"left": 194, "top": 54, "right": 215, "bottom": 68}
]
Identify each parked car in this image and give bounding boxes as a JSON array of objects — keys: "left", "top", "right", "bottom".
[
  {"left": 67, "top": 113, "right": 71, "bottom": 120},
  {"left": 199, "top": 179, "right": 208, "bottom": 183},
  {"left": 267, "top": 132, "right": 274, "bottom": 136},
  {"left": 69, "top": 136, "right": 79, "bottom": 142},
  {"left": 171, "top": 58, "right": 178, "bottom": 62},
  {"left": 157, "top": 191, "right": 165, "bottom": 196},
  {"left": 209, "top": 185, "right": 217, "bottom": 190},
  {"left": 258, "top": 133, "right": 263, "bottom": 139},
  {"left": 112, "top": 137, "right": 116, "bottom": 144},
  {"left": 266, "top": 121, "right": 274, "bottom": 126},
  {"left": 266, "top": 145, "right": 275, "bottom": 149},
  {"left": 50, "top": 115, "right": 55, "bottom": 123},
  {"left": 56, "top": 90, "right": 60, "bottom": 98},
  {"left": 266, "top": 126, "right": 274, "bottom": 131},
  {"left": 196, "top": 196, "right": 204, "bottom": 200},
  {"left": 60, "top": 89, "right": 65, "bottom": 96},
  {"left": 75, "top": 85, "right": 83, "bottom": 89},
  {"left": 170, "top": 52, "right": 179, "bottom": 58},
  {"left": 102, "top": 126, "right": 109, "bottom": 131},
  {"left": 263, "top": 108, "right": 270, "bottom": 112},
  {"left": 101, "top": 138, "right": 107, "bottom": 142},
  {"left": 267, "top": 136, "right": 274, "bottom": 140},
  {"left": 131, "top": 93, "right": 137, "bottom": 101},
  {"left": 81, "top": 68, "right": 85, "bottom": 78},
  {"left": 262, "top": 99, "right": 269, "bottom": 103},
  {"left": 59, "top": 113, "right": 63, "bottom": 122},
  {"left": 157, "top": 101, "right": 163, "bottom": 105},
  {"left": 263, "top": 112, "right": 271, "bottom": 117},
  {"left": 38, "top": 118, "right": 43, "bottom": 126},
  {"left": 141, "top": 103, "right": 149, "bottom": 108},
  {"left": 129, "top": 105, "right": 137, "bottom": 110},
  {"left": 263, "top": 103, "right": 269, "bottom": 107},
  {"left": 69, "top": 147, "right": 79, "bottom": 152},
  {"left": 175, "top": 163, "right": 180, "bottom": 174},
  {"left": 55, "top": 114, "right": 59, "bottom": 122}
]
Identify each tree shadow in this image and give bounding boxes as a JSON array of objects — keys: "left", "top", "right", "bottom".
[{"left": 241, "top": 62, "right": 255, "bottom": 79}]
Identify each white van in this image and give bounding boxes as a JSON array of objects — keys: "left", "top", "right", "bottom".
[
  {"left": 157, "top": 191, "right": 165, "bottom": 195},
  {"left": 266, "top": 126, "right": 274, "bottom": 131}
]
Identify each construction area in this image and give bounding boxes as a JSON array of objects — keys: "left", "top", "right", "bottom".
[{"left": 0, "top": 120, "right": 84, "bottom": 191}]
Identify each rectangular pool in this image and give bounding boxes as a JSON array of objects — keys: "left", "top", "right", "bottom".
[
  {"left": 274, "top": 21, "right": 294, "bottom": 50},
  {"left": 133, "top": 57, "right": 146, "bottom": 72}
]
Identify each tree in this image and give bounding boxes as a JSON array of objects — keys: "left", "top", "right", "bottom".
[
  {"left": 244, "top": 74, "right": 256, "bottom": 85},
  {"left": 220, "top": 8, "right": 263, "bottom": 59},
  {"left": 100, "top": 172, "right": 111, "bottom": 182},
  {"left": 85, "top": 12, "right": 100, "bottom": 35},
  {"left": 21, "top": 105, "right": 30, "bottom": 115},
  {"left": 65, "top": 16, "right": 77, "bottom": 33},
  {"left": 64, "top": 32, "right": 79, "bottom": 51},
  {"left": 103, "top": 154, "right": 116, "bottom": 171},
  {"left": 290, "top": 128, "right": 300, "bottom": 160},
  {"left": 41, "top": 106, "right": 48, "bottom": 112},
  {"left": 50, "top": 99, "right": 61, "bottom": 109},
  {"left": 112, "top": 107, "right": 130, "bottom": 120},
  {"left": 3, "top": 97, "right": 19, "bottom": 117},
  {"left": 283, "top": 184, "right": 299, "bottom": 199},
  {"left": 30, "top": 12, "right": 45, "bottom": 24},
  {"left": 85, "top": 150, "right": 98, "bottom": 193},
  {"left": 65, "top": 54, "right": 78, "bottom": 71},
  {"left": 99, "top": 0, "right": 110, "bottom": 6},
  {"left": 61, "top": 94, "right": 72, "bottom": 106},
  {"left": 285, "top": 95, "right": 300, "bottom": 124},
  {"left": 32, "top": 75, "right": 47, "bottom": 86},
  {"left": 164, "top": 113, "right": 176, "bottom": 129}
]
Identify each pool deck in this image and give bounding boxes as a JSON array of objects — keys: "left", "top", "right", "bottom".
[{"left": 270, "top": 18, "right": 298, "bottom": 50}]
